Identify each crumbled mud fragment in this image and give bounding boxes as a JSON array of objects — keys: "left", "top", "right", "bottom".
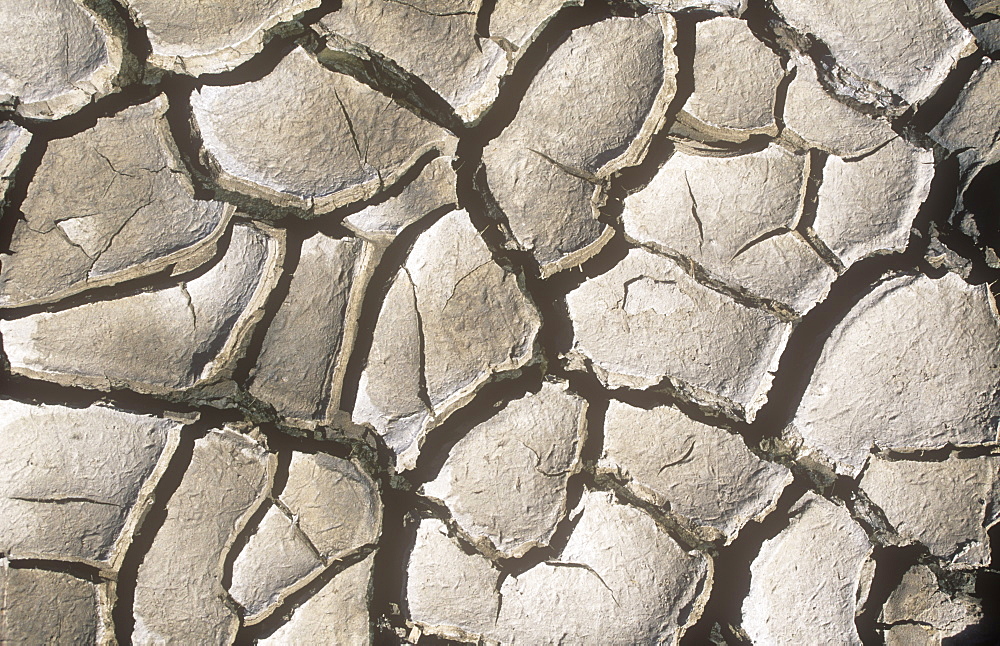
[
  {"left": 930, "top": 58, "right": 1000, "bottom": 176},
  {"left": 0, "top": 221, "right": 283, "bottom": 395},
  {"left": 566, "top": 248, "right": 791, "bottom": 421},
  {"left": 861, "top": 454, "right": 1000, "bottom": 568},
  {"left": 482, "top": 14, "right": 677, "bottom": 275},
  {"left": 971, "top": 20, "right": 1000, "bottom": 53},
  {"left": 318, "top": 0, "right": 589, "bottom": 124},
  {"left": 191, "top": 47, "right": 456, "bottom": 214},
  {"left": 249, "top": 234, "right": 373, "bottom": 425},
  {"left": 676, "top": 17, "right": 784, "bottom": 143},
  {"left": 880, "top": 564, "right": 985, "bottom": 644},
  {"left": 354, "top": 209, "right": 541, "bottom": 470},
  {"left": 0, "top": 0, "right": 124, "bottom": 119},
  {"left": 925, "top": 228, "right": 975, "bottom": 278},
  {"left": 599, "top": 400, "right": 791, "bottom": 544},
  {"left": 783, "top": 55, "right": 897, "bottom": 157},
  {"left": 0, "top": 96, "right": 233, "bottom": 308},
  {"left": 0, "top": 400, "right": 181, "bottom": 567},
  {"left": 421, "top": 380, "right": 587, "bottom": 558},
  {"left": 638, "top": 0, "right": 746, "bottom": 15},
  {"left": 623, "top": 144, "right": 836, "bottom": 313},
  {"left": 770, "top": 0, "right": 974, "bottom": 109},
  {"left": 0, "top": 122, "right": 31, "bottom": 199},
  {"left": 963, "top": 0, "right": 1000, "bottom": 16},
  {"left": 742, "top": 492, "right": 873, "bottom": 645},
  {"left": 133, "top": 428, "right": 274, "bottom": 644},
  {"left": 123, "top": 0, "right": 321, "bottom": 76},
  {"left": 791, "top": 272, "right": 1000, "bottom": 476}
]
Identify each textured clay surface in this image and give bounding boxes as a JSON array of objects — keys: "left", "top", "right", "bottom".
[{"left": 1, "top": 1, "right": 998, "bottom": 644}]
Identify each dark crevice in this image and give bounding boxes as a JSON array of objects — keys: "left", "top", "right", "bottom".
[
  {"left": 405, "top": 268, "right": 434, "bottom": 415},
  {"left": 604, "top": 10, "right": 694, "bottom": 202},
  {"left": 855, "top": 545, "right": 924, "bottom": 644},
  {"left": 944, "top": 0, "right": 995, "bottom": 26},
  {"left": 795, "top": 148, "right": 827, "bottom": 232},
  {"left": 111, "top": 420, "right": 205, "bottom": 643},
  {"left": 4, "top": 558, "right": 106, "bottom": 585},
  {"left": 370, "top": 487, "right": 422, "bottom": 643},
  {"left": 0, "top": 371, "right": 248, "bottom": 432},
  {"left": 730, "top": 227, "right": 791, "bottom": 261},
  {"left": 603, "top": 379, "right": 743, "bottom": 433},
  {"left": 225, "top": 425, "right": 377, "bottom": 640},
  {"left": 312, "top": 36, "right": 466, "bottom": 135},
  {"left": 591, "top": 469, "right": 711, "bottom": 555},
  {"left": 406, "top": 368, "right": 543, "bottom": 486},
  {"left": 258, "top": 422, "right": 360, "bottom": 462},
  {"left": 464, "top": 160, "right": 526, "bottom": 266},
  {"left": 160, "top": 66, "right": 320, "bottom": 223},
  {"left": 0, "top": 219, "right": 234, "bottom": 320},
  {"left": 746, "top": 0, "right": 908, "bottom": 118},
  {"left": 230, "top": 228, "right": 305, "bottom": 390},
  {"left": 876, "top": 441, "right": 1000, "bottom": 462},
  {"left": 152, "top": 0, "right": 342, "bottom": 90},
  {"left": 238, "top": 544, "right": 379, "bottom": 643},
  {"left": 679, "top": 476, "right": 811, "bottom": 645},
  {"left": 2, "top": 84, "right": 159, "bottom": 143},
  {"left": 623, "top": 237, "right": 799, "bottom": 321},
  {"left": 136, "top": 0, "right": 343, "bottom": 89},
  {"left": 0, "top": 80, "right": 169, "bottom": 272},
  {"left": 296, "top": 0, "right": 346, "bottom": 29},
  {"left": 917, "top": 155, "right": 1000, "bottom": 287},
  {"left": 844, "top": 474, "right": 902, "bottom": 544},
  {"left": 967, "top": 525, "right": 1000, "bottom": 643},
  {"left": 960, "top": 161, "right": 1000, "bottom": 275},
  {"left": 470, "top": 0, "right": 621, "bottom": 147},
  {"left": 338, "top": 205, "right": 455, "bottom": 414},
  {"left": 450, "top": 0, "right": 641, "bottom": 281},
  {"left": 743, "top": 127, "right": 961, "bottom": 449},
  {"left": 797, "top": 149, "right": 846, "bottom": 271},
  {"left": 220, "top": 447, "right": 293, "bottom": 594},
  {"left": 542, "top": 231, "right": 632, "bottom": 301},
  {"left": 160, "top": 34, "right": 447, "bottom": 224},
  {"left": 899, "top": 52, "right": 984, "bottom": 135},
  {"left": 476, "top": 0, "right": 498, "bottom": 38},
  {"left": 493, "top": 486, "right": 588, "bottom": 580},
  {"left": 742, "top": 0, "right": 794, "bottom": 70},
  {"left": 316, "top": 148, "right": 446, "bottom": 234},
  {"left": 745, "top": 262, "right": 914, "bottom": 444},
  {"left": 770, "top": 63, "right": 795, "bottom": 135},
  {"left": 3, "top": 2, "right": 999, "bottom": 644},
  {"left": 196, "top": 37, "right": 305, "bottom": 88},
  {"left": 576, "top": 379, "right": 609, "bottom": 466},
  {"left": 1, "top": 0, "right": 155, "bottom": 135},
  {"left": 84, "top": 0, "right": 150, "bottom": 84}
]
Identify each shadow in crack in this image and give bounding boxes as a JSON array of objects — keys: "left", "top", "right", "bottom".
[{"left": 963, "top": 161, "right": 1000, "bottom": 260}]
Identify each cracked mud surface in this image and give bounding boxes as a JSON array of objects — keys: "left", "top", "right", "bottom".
[{"left": 1, "top": 0, "right": 1000, "bottom": 644}]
